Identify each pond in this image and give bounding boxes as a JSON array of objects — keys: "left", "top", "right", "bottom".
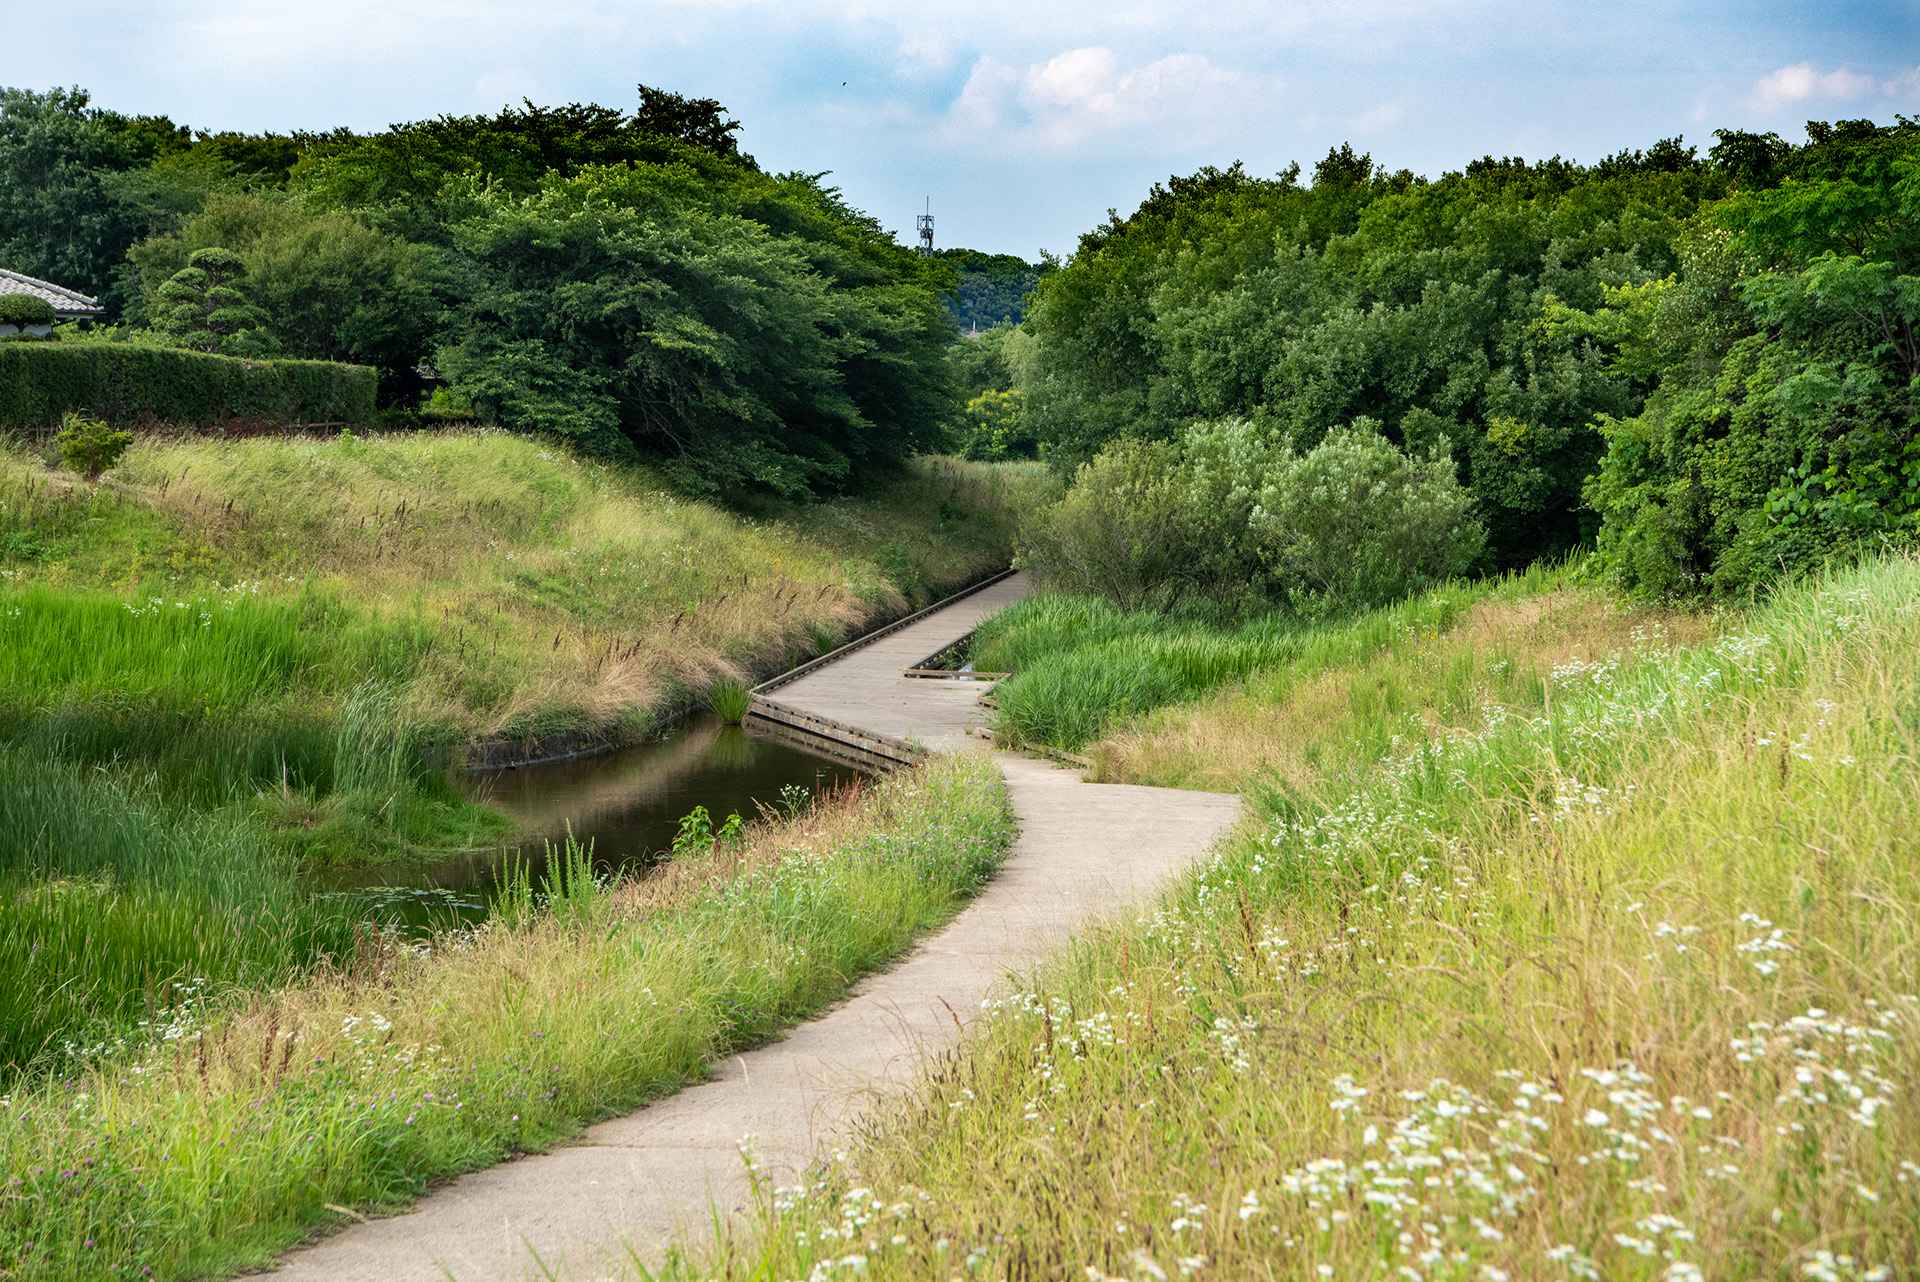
[{"left": 327, "top": 714, "right": 869, "bottom": 929}]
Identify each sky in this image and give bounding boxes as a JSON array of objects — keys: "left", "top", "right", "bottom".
[{"left": 5, "top": 1, "right": 1918, "bottom": 258}]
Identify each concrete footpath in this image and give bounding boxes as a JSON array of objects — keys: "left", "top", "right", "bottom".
[{"left": 264, "top": 574, "right": 1241, "bottom": 1281}]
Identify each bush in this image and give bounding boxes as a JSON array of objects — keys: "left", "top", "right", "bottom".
[
  {"left": 1018, "top": 419, "right": 1484, "bottom": 614},
  {"left": 1252, "top": 422, "right": 1486, "bottom": 611},
  {"left": 1016, "top": 438, "right": 1207, "bottom": 610},
  {"left": 53, "top": 411, "right": 133, "bottom": 481},
  {"left": 0, "top": 341, "right": 376, "bottom": 429},
  {"left": 0, "top": 295, "right": 55, "bottom": 329},
  {"left": 954, "top": 388, "right": 1036, "bottom": 460}
]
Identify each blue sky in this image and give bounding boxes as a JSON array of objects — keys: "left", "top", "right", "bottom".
[{"left": 5, "top": 1, "right": 1917, "bottom": 257}]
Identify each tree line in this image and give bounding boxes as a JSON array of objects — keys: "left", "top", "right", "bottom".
[
  {"left": 1015, "top": 120, "right": 1919, "bottom": 601},
  {"left": 0, "top": 86, "right": 962, "bottom": 498}
]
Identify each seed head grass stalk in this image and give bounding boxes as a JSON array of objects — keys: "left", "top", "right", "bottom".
[{"left": 656, "top": 553, "right": 1920, "bottom": 1282}]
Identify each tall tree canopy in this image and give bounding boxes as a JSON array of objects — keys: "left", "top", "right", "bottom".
[{"left": 1, "top": 82, "right": 955, "bottom": 499}]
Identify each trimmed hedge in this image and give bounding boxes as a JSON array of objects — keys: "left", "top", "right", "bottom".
[
  {"left": 0, "top": 295, "right": 56, "bottom": 328},
  {"left": 0, "top": 342, "right": 376, "bottom": 429}
]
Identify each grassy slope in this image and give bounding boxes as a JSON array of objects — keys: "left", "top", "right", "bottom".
[
  {"left": 2, "top": 429, "right": 1053, "bottom": 741},
  {"left": 0, "top": 753, "right": 1015, "bottom": 1282},
  {"left": 662, "top": 556, "right": 1919, "bottom": 1282},
  {"left": 0, "top": 430, "right": 1047, "bottom": 1076}
]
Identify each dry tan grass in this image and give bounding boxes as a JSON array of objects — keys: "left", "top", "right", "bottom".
[{"left": 1090, "top": 588, "right": 1716, "bottom": 793}]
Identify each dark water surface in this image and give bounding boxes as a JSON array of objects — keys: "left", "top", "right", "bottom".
[{"left": 329, "top": 715, "right": 866, "bottom": 928}]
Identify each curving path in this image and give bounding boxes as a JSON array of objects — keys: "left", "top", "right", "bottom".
[{"left": 264, "top": 573, "right": 1241, "bottom": 1281}]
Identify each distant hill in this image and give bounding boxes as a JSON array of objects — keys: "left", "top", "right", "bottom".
[{"left": 934, "top": 248, "right": 1052, "bottom": 331}]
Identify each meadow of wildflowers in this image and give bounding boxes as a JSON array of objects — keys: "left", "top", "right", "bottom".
[
  {"left": 0, "top": 754, "right": 1013, "bottom": 1281},
  {"left": 657, "top": 554, "right": 1920, "bottom": 1282}
]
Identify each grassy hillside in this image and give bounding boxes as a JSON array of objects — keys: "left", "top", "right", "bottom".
[
  {"left": 664, "top": 555, "right": 1919, "bottom": 1282},
  {"left": 0, "top": 428, "right": 1047, "bottom": 1077},
  {"left": 3, "top": 429, "right": 1051, "bottom": 743}
]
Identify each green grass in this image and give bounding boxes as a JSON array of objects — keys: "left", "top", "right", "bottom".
[
  {"left": 654, "top": 553, "right": 1920, "bottom": 1282},
  {"left": 973, "top": 566, "right": 1567, "bottom": 752},
  {"left": 0, "top": 753, "right": 1015, "bottom": 1282},
  {"left": 0, "top": 747, "right": 361, "bottom": 1073},
  {"left": 0, "top": 430, "right": 1048, "bottom": 1082},
  {"left": 708, "top": 677, "right": 751, "bottom": 724}
]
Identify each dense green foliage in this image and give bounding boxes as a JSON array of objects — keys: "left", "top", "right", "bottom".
[
  {"left": 0, "top": 341, "right": 376, "bottom": 427},
  {"left": 435, "top": 164, "right": 953, "bottom": 496},
  {"left": 127, "top": 193, "right": 440, "bottom": 401},
  {"left": 947, "top": 324, "right": 1039, "bottom": 459},
  {"left": 935, "top": 248, "right": 1051, "bottom": 330},
  {"left": 0, "top": 87, "right": 214, "bottom": 312},
  {"left": 0, "top": 84, "right": 957, "bottom": 497},
  {"left": 1019, "top": 417, "right": 1482, "bottom": 612},
  {"left": 0, "top": 294, "right": 56, "bottom": 328},
  {"left": 1021, "top": 124, "right": 1920, "bottom": 593},
  {"left": 1581, "top": 122, "right": 1920, "bottom": 595}
]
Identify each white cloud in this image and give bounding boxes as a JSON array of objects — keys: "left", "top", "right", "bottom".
[
  {"left": 942, "top": 45, "right": 1274, "bottom": 152},
  {"left": 951, "top": 57, "right": 1023, "bottom": 131},
  {"left": 894, "top": 33, "right": 958, "bottom": 76},
  {"left": 1350, "top": 102, "right": 1407, "bottom": 135},
  {"left": 1747, "top": 62, "right": 1876, "bottom": 111}
]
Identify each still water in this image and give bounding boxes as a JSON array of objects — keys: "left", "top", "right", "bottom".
[{"left": 329, "top": 714, "right": 866, "bottom": 928}]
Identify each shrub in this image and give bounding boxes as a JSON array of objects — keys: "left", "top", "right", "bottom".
[
  {"left": 0, "top": 341, "right": 376, "bottom": 429},
  {"left": 1174, "top": 416, "right": 1288, "bottom": 602},
  {"left": 53, "top": 411, "right": 133, "bottom": 481},
  {"left": 1018, "top": 419, "right": 1484, "bottom": 614},
  {"left": 954, "top": 388, "right": 1036, "bottom": 460},
  {"left": 421, "top": 385, "right": 476, "bottom": 422},
  {"left": 0, "top": 295, "right": 55, "bottom": 329},
  {"left": 1016, "top": 438, "right": 1208, "bottom": 610},
  {"left": 1252, "top": 421, "right": 1485, "bottom": 611}
]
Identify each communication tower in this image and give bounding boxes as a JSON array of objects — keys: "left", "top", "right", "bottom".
[{"left": 916, "top": 197, "right": 935, "bottom": 255}]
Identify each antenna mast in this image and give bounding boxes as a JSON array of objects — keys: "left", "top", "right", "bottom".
[{"left": 915, "top": 197, "right": 935, "bottom": 256}]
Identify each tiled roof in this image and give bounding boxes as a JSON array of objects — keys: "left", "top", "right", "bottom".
[{"left": 0, "top": 268, "right": 104, "bottom": 318}]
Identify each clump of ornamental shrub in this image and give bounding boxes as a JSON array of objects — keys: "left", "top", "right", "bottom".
[
  {"left": 54, "top": 410, "right": 134, "bottom": 482},
  {"left": 0, "top": 294, "right": 56, "bottom": 333},
  {"left": 1252, "top": 420, "right": 1486, "bottom": 613},
  {"left": 1019, "top": 416, "right": 1484, "bottom": 615}
]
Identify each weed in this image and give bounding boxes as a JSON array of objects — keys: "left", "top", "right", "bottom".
[{"left": 709, "top": 678, "right": 751, "bottom": 724}]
